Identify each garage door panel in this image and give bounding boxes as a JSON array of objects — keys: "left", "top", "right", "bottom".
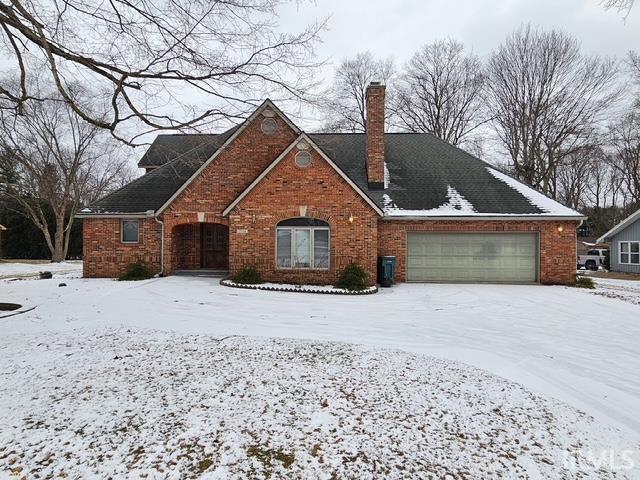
[{"left": 407, "top": 233, "right": 538, "bottom": 283}]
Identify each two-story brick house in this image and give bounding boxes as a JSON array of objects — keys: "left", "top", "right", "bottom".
[{"left": 78, "top": 83, "right": 584, "bottom": 285}]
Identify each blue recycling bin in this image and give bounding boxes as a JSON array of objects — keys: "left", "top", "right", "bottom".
[{"left": 378, "top": 256, "right": 396, "bottom": 287}]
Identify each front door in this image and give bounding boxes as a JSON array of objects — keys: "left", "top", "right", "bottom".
[{"left": 201, "top": 224, "right": 229, "bottom": 269}]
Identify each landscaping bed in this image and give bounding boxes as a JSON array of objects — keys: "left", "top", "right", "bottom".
[{"left": 221, "top": 279, "right": 378, "bottom": 295}]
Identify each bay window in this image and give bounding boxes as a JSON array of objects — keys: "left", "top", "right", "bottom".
[{"left": 276, "top": 218, "right": 329, "bottom": 269}]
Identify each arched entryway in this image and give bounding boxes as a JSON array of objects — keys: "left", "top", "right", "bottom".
[{"left": 172, "top": 223, "right": 229, "bottom": 271}]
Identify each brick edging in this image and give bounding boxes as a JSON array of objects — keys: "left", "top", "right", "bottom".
[{"left": 220, "top": 279, "right": 378, "bottom": 295}]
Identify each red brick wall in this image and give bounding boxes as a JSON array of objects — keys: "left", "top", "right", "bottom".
[
  {"left": 161, "top": 108, "right": 299, "bottom": 274},
  {"left": 228, "top": 144, "right": 380, "bottom": 285},
  {"left": 377, "top": 219, "right": 578, "bottom": 284},
  {"left": 366, "top": 83, "right": 385, "bottom": 186},
  {"left": 83, "top": 217, "right": 161, "bottom": 278}
]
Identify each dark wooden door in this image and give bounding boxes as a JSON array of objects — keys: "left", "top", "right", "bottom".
[{"left": 201, "top": 224, "right": 229, "bottom": 269}]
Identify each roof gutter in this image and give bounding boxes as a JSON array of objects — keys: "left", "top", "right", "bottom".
[
  {"left": 75, "top": 212, "right": 156, "bottom": 219},
  {"left": 380, "top": 215, "right": 587, "bottom": 221}
]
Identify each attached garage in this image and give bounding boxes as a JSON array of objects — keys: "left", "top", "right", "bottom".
[{"left": 407, "top": 232, "right": 538, "bottom": 283}]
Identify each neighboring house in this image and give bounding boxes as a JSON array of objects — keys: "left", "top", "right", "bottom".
[
  {"left": 78, "top": 83, "right": 584, "bottom": 285},
  {"left": 598, "top": 209, "right": 640, "bottom": 274}
]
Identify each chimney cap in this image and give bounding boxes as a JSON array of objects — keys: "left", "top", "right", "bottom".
[{"left": 367, "top": 81, "right": 385, "bottom": 88}]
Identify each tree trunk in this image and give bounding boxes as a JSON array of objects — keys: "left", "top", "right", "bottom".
[{"left": 51, "top": 215, "right": 66, "bottom": 262}]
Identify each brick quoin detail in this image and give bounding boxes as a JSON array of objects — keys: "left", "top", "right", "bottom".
[
  {"left": 377, "top": 219, "right": 579, "bottom": 285},
  {"left": 228, "top": 145, "right": 379, "bottom": 285}
]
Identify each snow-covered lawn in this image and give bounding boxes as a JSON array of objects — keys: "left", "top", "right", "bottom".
[
  {"left": 2, "top": 270, "right": 640, "bottom": 477},
  {"left": 0, "top": 260, "right": 82, "bottom": 279},
  {"left": 1, "top": 331, "right": 636, "bottom": 479},
  {"left": 590, "top": 277, "right": 640, "bottom": 306}
]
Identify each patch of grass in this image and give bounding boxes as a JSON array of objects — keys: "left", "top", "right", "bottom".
[
  {"left": 335, "top": 262, "right": 368, "bottom": 291},
  {"left": 197, "top": 458, "right": 214, "bottom": 473},
  {"left": 246, "top": 444, "right": 295, "bottom": 473},
  {"left": 233, "top": 266, "right": 263, "bottom": 284},
  {"left": 119, "top": 261, "right": 154, "bottom": 281},
  {"left": 574, "top": 276, "right": 596, "bottom": 289}
]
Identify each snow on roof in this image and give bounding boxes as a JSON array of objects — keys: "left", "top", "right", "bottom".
[
  {"left": 383, "top": 185, "right": 477, "bottom": 217},
  {"left": 381, "top": 168, "right": 584, "bottom": 218},
  {"left": 487, "top": 167, "right": 583, "bottom": 217},
  {"left": 485, "top": 168, "right": 583, "bottom": 217},
  {"left": 383, "top": 162, "right": 390, "bottom": 190}
]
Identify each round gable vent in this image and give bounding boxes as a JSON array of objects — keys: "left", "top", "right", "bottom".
[
  {"left": 295, "top": 150, "right": 312, "bottom": 168},
  {"left": 261, "top": 117, "right": 278, "bottom": 135}
]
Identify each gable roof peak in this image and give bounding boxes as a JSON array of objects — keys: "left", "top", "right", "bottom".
[{"left": 222, "top": 132, "right": 384, "bottom": 217}]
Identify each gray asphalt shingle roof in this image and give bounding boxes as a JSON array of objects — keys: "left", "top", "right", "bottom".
[
  {"left": 85, "top": 128, "right": 579, "bottom": 217},
  {"left": 311, "top": 133, "right": 547, "bottom": 215},
  {"left": 87, "top": 127, "right": 238, "bottom": 214}
]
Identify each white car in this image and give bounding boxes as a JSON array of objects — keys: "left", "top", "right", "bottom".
[{"left": 577, "top": 248, "right": 608, "bottom": 271}]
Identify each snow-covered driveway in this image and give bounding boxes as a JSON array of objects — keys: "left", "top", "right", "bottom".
[{"left": 2, "top": 275, "right": 640, "bottom": 477}]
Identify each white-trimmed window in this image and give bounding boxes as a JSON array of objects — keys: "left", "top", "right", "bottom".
[
  {"left": 620, "top": 241, "right": 640, "bottom": 265},
  {"left": 121, "top": 219, "right": 140, "bottom": 243},
  {"left": 276, "top": 218, "right": 329, "bottom": 269}
]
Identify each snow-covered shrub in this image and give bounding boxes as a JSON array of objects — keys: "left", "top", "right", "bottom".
[
  {"left": 233, "top": 266, "right": 263, "bottom": 284},
  {"left": 574, "top": 275, "right": 595, "bottom": 289},
  {"left": 119, "top": 261, "right": 154, "bottom": 281},
  {"left": 335, "top": 262, "right": 368, "bottom": 291}
]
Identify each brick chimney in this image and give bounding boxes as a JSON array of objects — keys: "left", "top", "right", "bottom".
[{"left": 366, "top": 82, "right": 385, "bottom": 189}]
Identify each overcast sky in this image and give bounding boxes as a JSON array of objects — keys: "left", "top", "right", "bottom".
[
  {"left": 282, "top": 0, "right": 638, "bottom": 71},
  {"left": 277, "top": 0, "right": 638, "bottom": 127}
]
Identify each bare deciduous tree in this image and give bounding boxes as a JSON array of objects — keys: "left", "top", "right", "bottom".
[
  {"left": 486, "top": 25, "right": 619, "bottom": 198},
  {"left": 585, "top": 160, "right": 622, "bottom": 208},
  {"left": 322, "top": 52, "right": 395, "bottom": 132},
  {"left": 393, "top": 39, "right": 486, "bottom": 146},
  {"left": 630, "top": 51, "right": 640, "bottom": 78},
  {"left": 608, "top": 109, "right": 640, "bottom": 206},
  {"left": 556, "top": 145, "right": 603, "bottom": 210},
  {"left": 602, "top": 0, "right": 635, "bottom": 17},
  {"left": 0, "top": 85, "right": 131, "bottom": 261},
  {"left": 0, "top": 0, "right": 324, "bottom": 144},
  {"left": 629, "top": 51, "right": 640, "bottom": 107}
]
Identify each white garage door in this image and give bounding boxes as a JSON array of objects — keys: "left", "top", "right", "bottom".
[{"left": 407, "top": 232, "right": 538, "bottom": 283}]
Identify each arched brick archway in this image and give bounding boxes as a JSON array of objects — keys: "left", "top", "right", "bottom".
[{"left": 171, "top": 222, "right": 229, "bottom": 271}]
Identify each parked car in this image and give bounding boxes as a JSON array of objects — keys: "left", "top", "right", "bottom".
[{"left": 577, "top": 249, "right": 608, "bottom": 271}]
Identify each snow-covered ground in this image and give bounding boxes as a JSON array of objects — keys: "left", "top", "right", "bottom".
[
  {"left": 2, "top": 331, "right": 637, "bottom": 479},
  {"left": 590, "top": 277, "right": 640, "bottom": 306},
  {"left": 0, "top": 260, "right": 82, "bottom": 279},
  {"left": 2, "top": 268, "right": 640, "bottom": 477}
]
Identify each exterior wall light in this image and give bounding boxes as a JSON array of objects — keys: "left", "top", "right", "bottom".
[
  {"left": 557, "top": 225, "right": 564, "bottom": 233},
  {"left": 348, "top": 213, "right": 354, "bottom": 224}
]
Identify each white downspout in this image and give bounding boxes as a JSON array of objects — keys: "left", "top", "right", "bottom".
[{"left": 150, "top": 211, "right": 164, "bottom": 277}]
